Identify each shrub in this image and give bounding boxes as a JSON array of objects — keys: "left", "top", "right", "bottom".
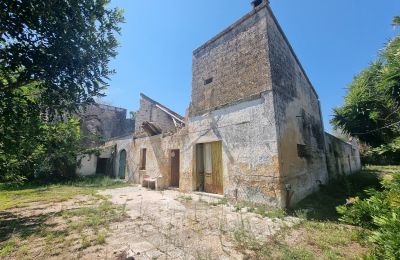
[
  {"left": 337, "top": 174, "right": 400, "bottom": 259},
  {"left": 34, "top": 118, "right": 82, "bottom": 180}
]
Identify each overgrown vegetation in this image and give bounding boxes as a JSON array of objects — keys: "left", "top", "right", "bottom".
[
  {"left": 0, "top": 176, "right": 127, "bottom": 211},
  {"left": 0, "top": 0, "right": 124, "bottom": 182},
  {"left": 232, "top": 220, "right": 366, "bottom": 259},
  {"left": 0, "top": 176, "right": 128, "bottom": 258},
  {"left": 233, "top": 201, "right": 287, "bottom": 219},
  {"left": 229, "top": 166, "right": 396, "bottom": 259},
  {"left": 332, "top": 16, "right": 400, "bottom": 165},
  {"left": 337, "top": 171, "right": 400, "bottom": 259}
]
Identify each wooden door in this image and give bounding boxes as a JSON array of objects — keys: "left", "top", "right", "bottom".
[
  {"left": 204, "top": 142, "right": 223, "bottom": 194},
  {"left": 170, "top": 149, "right": 180, "bottom": 187},
  {"left": 211, "top": 141, "right": 223, "bottom": 194}
]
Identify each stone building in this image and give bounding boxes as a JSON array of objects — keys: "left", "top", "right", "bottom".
[
  {"left": 76, "top": 103, "right": 134, "bottom": 176},
  {"left": 79, "top": 103, "right": 134, "bottom": 147},
  {"left": 77, "top": 0, "right": 361, "bottom": 208}
]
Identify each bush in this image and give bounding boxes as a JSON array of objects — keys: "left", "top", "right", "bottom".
[
  {"left": 361, "top": 138, "right": 400, "bottom": 165},
  {"left": 337, "top": 174, "right": 400, "bottom": 259},
  {"left": 34, "top": 118, "right": 82, "bottom": 180}
]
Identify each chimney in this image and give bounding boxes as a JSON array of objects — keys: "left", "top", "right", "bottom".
[{"left": 251, "top": 0, "right": 263, "bottom": 8}]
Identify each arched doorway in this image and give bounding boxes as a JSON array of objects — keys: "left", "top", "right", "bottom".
[{"left": 118, "top": 150, "right": 127, "bottom": 179}]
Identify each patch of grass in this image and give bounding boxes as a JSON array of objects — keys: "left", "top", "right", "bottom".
[
  {"left": 96, "top": 232, "right": 106, "bottom": 245},
  {"left": 209, "top": 197, "right": 228, "bottom": 206},
  {"left": 179, "top": 195, "right": 193, "bottom": 201},
  {"left": 17, "top": 243, "right": 30, "bottom": 258},
  {"left": 363, "top": 165, "right": 400, "bottom": 174},
  {"left": 260, "top": 207, "right": 286, "bottom": 219},
  {"left": 233, "top": 219, "right": 367, "bottom": 259},
  {"left": 0, "top": 198, "right": 127, "bottom": 258},
  {"left": 0, "top": 237, "right": 17, "bottom": 257},
  {"left": 234, "top": 201, "right": 287, "bottom": 219},
  {"left": 0, "top": 177, "right": 129, "bottom": 258},
  {"left": 63, "top": 200, "right": 126, "bottom": 232},
  {"left": 80, "top": 235, "right": 91, "bottom": 249},
  {"left": 280, "top": 245, "right": 314, "bottom": 260},
  {"left": 290, "top": 167, "right": 381, "bottom": 221},
  {"left": 0, "top": 176, "right": 128, "bottom": 211},
  {"left": 230, "top": 166, "right": 393, "bottom": 259}
]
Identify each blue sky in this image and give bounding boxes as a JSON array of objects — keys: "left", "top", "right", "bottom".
[{"left": 107, "top": 0, "right": 399, "bottom": 132}]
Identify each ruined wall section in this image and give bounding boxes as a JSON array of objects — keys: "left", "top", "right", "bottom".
[
  {"left": 79, "top": 104, "right": 134, "bottom": 147},
  {"left": 324, "top": 133, "right": 361, "bottom": 179},
  {"left": 266, "top": 6, "right": 328, "bottom": 205},
  {"left": 134, "top": 96, "right": 176, "bottom": 133},
  {"left": 127, "top": 131, "right": 187, "bottom": 188},
  {"left": 189, "top": 3, "right": 272, "bottom": 116}
]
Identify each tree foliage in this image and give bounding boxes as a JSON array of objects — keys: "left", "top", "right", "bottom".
[
  {"left": 0, "top": 0, "right": 124, "bottom": 115},
  {"left": 332, "top": 16, "right": 400, "bottom": 159},
  {"left": 0, "top": 0, "right": 123, "bottom": 181}
]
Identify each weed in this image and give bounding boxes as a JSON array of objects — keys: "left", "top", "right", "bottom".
[
  {"left": 281, "top": 245, "right": 314, "bottom": 260},
  {"left": 96, "top": 232, "right": 106, "bottom": 245},
  {"left": 0, "top": 237, "right": 17, "bottom": 257},
  {"left": 180, "top": 195, "right": 193, "bottom": 201},
  {"left": 294, "top": 209, "right": 310, "bottom": 219},
  {"left": 17, "top": 244, "right": 29, "bottom": 257},
  {"left": 80, "top": 235, "right": 91, "bottom": 249}
]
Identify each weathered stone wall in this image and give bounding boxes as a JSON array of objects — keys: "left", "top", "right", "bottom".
[
  {"left": 187, "top": 93, "right": 281, "bottom": 205},
  {"left": 104, "top": 135, "right": 133, "bottom": 180},
  {"left": 127, "top": 132, "right": 187, "bottom": 188},
  {"left": 129, "top": 93, "right": 283, "bottom": 206},
  {"left": 76, "top": 154, "right": 98, "bottom": 176},
  {"left": 325, "top": 133, "right": 361, "bottom": 179},
  {"left": 76, "top": 145, "right": 114, "bottom": 176},
  {"left": 76, "top": 135, "right": 133, "bottom": 177},
  {"left": 79, "top": 104, "right": 134, "bottom": 147},
  {"left": 266, "top": 6, "right": 329, "bottom": 206},
  {"left": 134, "top": 95, "right": 177, "bottom": 133},
  {"left": 189, "top": 3, "right": 272, "bottom": 116}
]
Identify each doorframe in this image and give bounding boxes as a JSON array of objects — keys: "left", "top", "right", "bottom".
[{"left": 194, "top": 141, "right": 223, "bottom": 195}]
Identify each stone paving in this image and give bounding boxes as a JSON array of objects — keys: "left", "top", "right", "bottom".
[{"left": 99, "top": 186, "right": 300, "bottom": 259}]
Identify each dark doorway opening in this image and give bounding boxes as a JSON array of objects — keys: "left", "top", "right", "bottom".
[
  {"left": 170, "top": 149, "right": 180, "bottom": 187},
  {"left": 96, "top": 158, "right": 108, "bottom": 175},
  {"left": 118, "top": 150, "right": 127, "bottom": 179}
]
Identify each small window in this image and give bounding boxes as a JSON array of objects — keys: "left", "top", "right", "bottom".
[
  {"left": 140, "top": 148, "right": 147, "bottom": 170},
  {"left": 297, "top": 144, "right": 309, "bottom": 158},
  {"left": 329, "top": 144, "right": 333, "bottom": 153},
  {"left": 204, "top": 77, "right": 213, "bottom": 85}
]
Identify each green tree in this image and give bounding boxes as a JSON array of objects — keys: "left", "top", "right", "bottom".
[
  {"left": 332, "top": 16, "right": 400, "bottom": 161},
  {"left": 0, "top": 0, "right": 123, "bottom": 181},
  {"left": 0, "top": 0, "right": 124, "bottom": 115}
]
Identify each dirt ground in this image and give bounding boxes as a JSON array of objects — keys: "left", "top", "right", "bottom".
[
  {"left": 99, "top": 186, "right": 299, "bottom": 260},
  {"left": 0, "top": 185, "right": 299, "bottom": 260},
  {"left": 2, "top": 181, "right": 376, "bottom": 260}
]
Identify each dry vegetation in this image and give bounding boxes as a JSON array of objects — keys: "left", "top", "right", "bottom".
[{"left": 0, "top": 166, "right": 396, "bottom": 259}]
